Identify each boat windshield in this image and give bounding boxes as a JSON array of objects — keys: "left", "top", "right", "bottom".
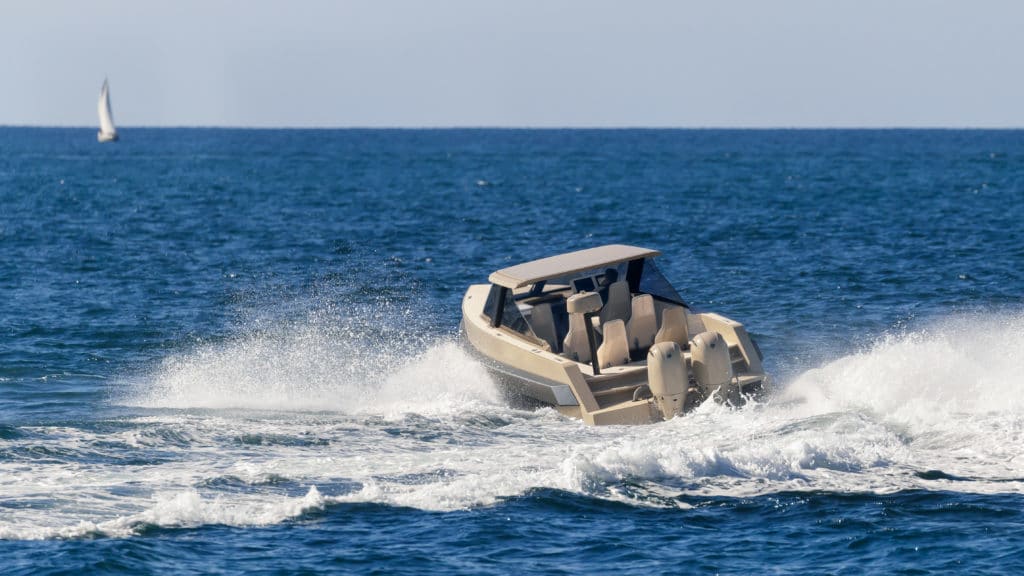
[
  {"left": 483, "top": 284, "right": 531, "bottom": 335},
  {"left": 637, "top": 259, "right": 686, "bottom": 306}
]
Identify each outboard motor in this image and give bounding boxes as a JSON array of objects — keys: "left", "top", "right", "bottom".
[
  {"left": 647, "top": 341, "right": 688, "bottom": 420},
  {"left": 690, "top": 331, "right": 736, "bottom": 404}
]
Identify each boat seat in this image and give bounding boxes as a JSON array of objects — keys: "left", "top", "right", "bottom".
[
  {"left": 655, "top": 306, "right": 690, "bottom": 349},
  {"left": 597, "top": 319, "right": 630, "bottom": 369},
  {"left": 529, "top": 302, "right": 559, "bottom": 352},
  {"left": 626, "top": 294, "right": 657, "bottom": 353},
  {"left": 599, "top": 280, "right": 631, "bottom": 327},
  {"left": 563, "top": 292, "right": 602, "bottom": 364}
]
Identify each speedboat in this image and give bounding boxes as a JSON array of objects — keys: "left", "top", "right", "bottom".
[{"left": 461, "top": 244, "right": 768, "bottom": 425}]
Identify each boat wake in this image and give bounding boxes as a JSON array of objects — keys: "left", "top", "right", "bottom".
[{"left": 3, "top": 311, "right": 1023, "bottom": 539}]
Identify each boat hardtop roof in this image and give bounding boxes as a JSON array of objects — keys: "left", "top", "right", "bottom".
[{"left": 488, "top": 244, "right": 661, "bottom": 289}]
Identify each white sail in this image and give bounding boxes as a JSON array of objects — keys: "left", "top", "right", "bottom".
[{"left": 97, "top": 79, "right": 118, "bottom": 142}]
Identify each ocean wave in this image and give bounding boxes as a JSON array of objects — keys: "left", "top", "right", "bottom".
[{"left": 5, "top": 312, "right": 1023, "bottom": 540}]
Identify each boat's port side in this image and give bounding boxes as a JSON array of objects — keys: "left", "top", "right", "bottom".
[
  {"left": 474, "top": 350, "right": 580, "bottom": 407},
  {"left": 462, "top": 283, "right": 583, "bottom": 406}
]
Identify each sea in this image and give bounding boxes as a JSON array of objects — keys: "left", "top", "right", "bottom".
[{"left": 1, "top": 128, "right": 1022, "bottom": 574}]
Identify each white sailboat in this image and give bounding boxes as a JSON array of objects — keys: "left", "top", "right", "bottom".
[{"left": 97, "top": 78, "right": 118, "bottom": 142}]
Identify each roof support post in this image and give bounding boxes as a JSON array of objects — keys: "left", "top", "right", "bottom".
[{"left": 584, "top": 311, "right": 600, "bottom": 375}]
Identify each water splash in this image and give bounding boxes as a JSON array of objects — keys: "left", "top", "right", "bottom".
[
  {"left": 123, "top": 306, "right": 500, "bottom": 415},
  {"left": 780, "top": 311, "right": 1024, "bottom": 424}
]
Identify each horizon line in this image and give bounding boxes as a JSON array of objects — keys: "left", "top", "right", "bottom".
[{"left": 3, "top": 124, "right": 1024, "bottom": 131}]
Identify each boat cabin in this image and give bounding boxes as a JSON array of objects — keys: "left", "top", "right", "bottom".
[{"left": 482, "top": 245, "right": 692, "bottom": 373}]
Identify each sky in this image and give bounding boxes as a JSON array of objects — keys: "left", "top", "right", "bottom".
[{"left": 4, "top": 0, "right": 1023, "bottom": 128}]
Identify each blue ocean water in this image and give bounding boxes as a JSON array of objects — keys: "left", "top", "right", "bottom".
[{"left": 2, "top": 128, "right": 1023, "bottom": 574}]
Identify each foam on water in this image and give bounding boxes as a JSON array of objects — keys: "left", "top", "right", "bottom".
[
  {"left": 0, "top": 485, "right": 327, "bottom": 540},
  {"left": 773, "top": 311, "right": 1024, "bottom": 487},
  {"left": 4, "top": 312, "right": 1023, "bottom": 539}
]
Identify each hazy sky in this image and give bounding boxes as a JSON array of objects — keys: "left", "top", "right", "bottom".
[{"left": 4, "top": 0, "right": 1023, "bottom": 127}]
